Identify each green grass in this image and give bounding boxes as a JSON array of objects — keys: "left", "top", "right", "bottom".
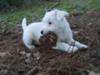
[{"left": 0, "top": 0, "right": 100, "bottom": 28}]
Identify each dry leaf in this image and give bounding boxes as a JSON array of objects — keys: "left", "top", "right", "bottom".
[{"left": 89, "top": 71, "right": 100, "bottom": 75}]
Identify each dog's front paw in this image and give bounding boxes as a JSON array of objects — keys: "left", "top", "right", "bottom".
[
  {"left": 67, "top": 46, "right": 78, "bottom": 53},
  {"left": 79, "top": 44, "right": 88, "bottom": 49}
]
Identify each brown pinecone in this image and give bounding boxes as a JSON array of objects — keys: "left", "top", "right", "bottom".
[{"left": 39, "top": 32, "right": 57, "bottom": 49}]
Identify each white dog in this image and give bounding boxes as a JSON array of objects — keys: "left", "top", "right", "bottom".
[{"left": 22, "top": 9, "right": 88, "bottom": 53}]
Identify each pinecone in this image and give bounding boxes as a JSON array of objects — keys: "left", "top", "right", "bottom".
[{"left": 39, "top": 32, "right": 57, "bottom": 49}]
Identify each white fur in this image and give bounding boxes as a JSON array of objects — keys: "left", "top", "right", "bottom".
[
  {"left": 22, "top": 9, "right": 88, "bottom": 53},
  {"left": 22, "top": 18, "right": 46, "bottom": 49}
]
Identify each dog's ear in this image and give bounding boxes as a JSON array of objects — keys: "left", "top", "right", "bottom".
[{"left": 55, "top": 10, "right": 69, "bottom": 21}]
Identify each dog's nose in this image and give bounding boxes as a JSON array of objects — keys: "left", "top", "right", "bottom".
[{"left": 41, "top": 30, "right": 44, "bottom": 34}]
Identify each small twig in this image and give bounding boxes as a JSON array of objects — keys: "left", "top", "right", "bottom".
[
  {"left": 67, "top": 41, "right": 76, "bottom": 53},
  {"left": 45, "top": 2, "right": 60, "bottom": 11},
  {"left": 25, "top": 66, "right": 39, "bottom": 75},
  {"left": 50, "top": 2, "right": 60, "bottom": 9}
]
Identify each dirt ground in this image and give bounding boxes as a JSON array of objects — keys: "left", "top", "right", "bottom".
[{"left": 0, "top": 12, "right": 100, "bottom": 75}]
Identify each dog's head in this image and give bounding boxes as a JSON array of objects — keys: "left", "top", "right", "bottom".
[{"left": 41, "top": 9, "right": 69, "bottom": 35}]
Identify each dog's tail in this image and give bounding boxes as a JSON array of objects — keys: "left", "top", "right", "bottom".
[{"left": 22, "top": 17, "right": 27, "bottom": 30}]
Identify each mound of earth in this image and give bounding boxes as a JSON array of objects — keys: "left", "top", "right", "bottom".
[{"left": 0, "top": 12, "right": 100, "bottom": 75}]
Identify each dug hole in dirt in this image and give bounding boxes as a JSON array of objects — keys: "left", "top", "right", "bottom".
[{"left": 0, "top": 12, "right": 100, "bottom": 75}]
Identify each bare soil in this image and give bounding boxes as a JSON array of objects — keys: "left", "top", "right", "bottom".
[{"left": 0, "top": 12, "right": 100, "bottom": 75}]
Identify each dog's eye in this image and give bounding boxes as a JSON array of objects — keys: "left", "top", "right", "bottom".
[{"left": 49, "top": 22, "right": 52, "bottom": 25}]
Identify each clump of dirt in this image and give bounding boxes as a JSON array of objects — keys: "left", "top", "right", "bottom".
[{"left": 0, "top": 12, "right": 100, "bottom": 75}]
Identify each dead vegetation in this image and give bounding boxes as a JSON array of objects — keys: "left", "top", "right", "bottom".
[{"left": 0, "top": 12, "right": 100, "bottom": 75}]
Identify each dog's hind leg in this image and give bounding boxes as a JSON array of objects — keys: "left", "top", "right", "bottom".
[
  {"left": 53, "top": 42, "right": 78, "bottom": 53},
  {"left": 23, "top": 35, "right": 35, "bottom": 49},
  {"left": 24, "top": 41, "right": 35, "bottom": 49}
]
